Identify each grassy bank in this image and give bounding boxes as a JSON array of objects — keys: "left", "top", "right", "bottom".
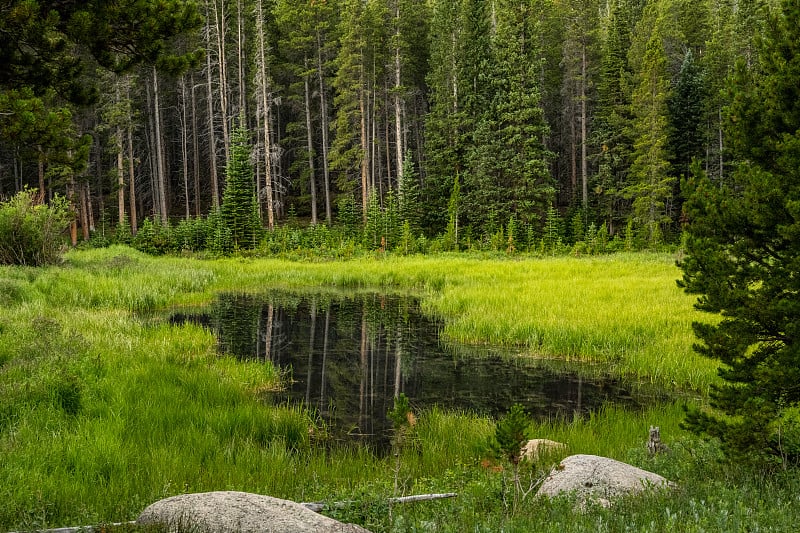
[
  {"left": 47, "top": 246, "right": 714, "bottom": 388},
  {"left": 4, "top": 247, "right": 790, "bottom": 532}
]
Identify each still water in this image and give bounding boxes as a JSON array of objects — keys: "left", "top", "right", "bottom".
[{"left": 171, "top": 291, "right": 662, "bottom": 448}]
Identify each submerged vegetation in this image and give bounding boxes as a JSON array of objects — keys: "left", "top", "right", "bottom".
[{"left": 0, "top": 246, "right": 794, "bottom": 531}]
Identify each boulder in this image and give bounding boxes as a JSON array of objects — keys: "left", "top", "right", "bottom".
[
  {"left": 520, "top": 439, "right": 567, "bottom": 462},
  {"left": 536, "top": 454, "right": 674, "bottom": 507},
  {"left": 137, "top": 491, "right": 372, "bottom": 533}
]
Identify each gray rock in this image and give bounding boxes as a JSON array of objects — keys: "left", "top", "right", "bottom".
[
  {"left": 536, "top": 454, "right": 674, "bottom": 507},
  {"left": 136, "top": 491, "right": 372, "bottom": 533}
]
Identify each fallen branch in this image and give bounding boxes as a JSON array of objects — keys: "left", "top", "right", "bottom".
[
  {"left": 7, "top": 521, "right": 136, "bottom": 533},
  {"left": 301, "top": 492, "right": 458, "bottom": 513}
]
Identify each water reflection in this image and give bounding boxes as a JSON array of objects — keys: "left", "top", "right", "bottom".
[{"left": 171, "top": 291, "right": 658, "bottom": 448}]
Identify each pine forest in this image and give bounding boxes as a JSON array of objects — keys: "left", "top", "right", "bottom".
[{"left": 0, "top": 0, "right": 774, "bottom": 251}]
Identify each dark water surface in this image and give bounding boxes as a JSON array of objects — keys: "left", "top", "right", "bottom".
[{"left": 170, "top": 291, "right": 665, "bottom": 448}]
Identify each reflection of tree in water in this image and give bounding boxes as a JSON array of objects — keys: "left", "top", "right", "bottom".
[{"left": 176, "top": 291, "right": 664, "bottom": 451}]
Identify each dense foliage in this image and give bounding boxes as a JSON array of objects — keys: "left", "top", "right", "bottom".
[
  {"left": 0, "top": 189, "right": 72, "bottom": 265},
  {"left": 0, "top": 0, "right": 776, "bottom": 250},
  {"left": 679, "top": 0, "right": 800, "bottom": 464}
]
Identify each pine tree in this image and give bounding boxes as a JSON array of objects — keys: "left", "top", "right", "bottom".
[
  {"left": 626, "top": 20, "right": 673, "bottom": 246},
  {"left": 331, "top": 0, "right": 369, "bottom": 208},
  {"left": 465, "top": 0, "right": 554, "bottom": 230},
  {"left": 423, "top": 0, "right": 491, "bottom": 234},
  {"left": 668, "top": 50, "right": 706, "bottom": 180},
  {"left": 592, "top": 0, "right": 644, "bottom": 235},
  {"left": 679, "top": 0, "right": 800, "bottom": 464},
  {"left": 220, "top": 121, "right": 261, "bottom": 250}
]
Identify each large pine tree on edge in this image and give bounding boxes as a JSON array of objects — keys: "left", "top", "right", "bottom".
[{"left": 679, "top": 0, "right": 800, "bottom": 464}]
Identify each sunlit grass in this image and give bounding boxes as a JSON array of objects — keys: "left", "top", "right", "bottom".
[{"left": 33, "top": 246, "right": 713, "bottom": 393}]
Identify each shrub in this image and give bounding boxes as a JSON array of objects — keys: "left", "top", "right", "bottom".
[{"left": 0, "top": 189, "right": 72, "bottom": 266}]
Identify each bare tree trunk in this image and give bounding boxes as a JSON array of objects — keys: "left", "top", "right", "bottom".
[
  {"left": 255, "top": 0, "right": 275, "bottom": 230},
  {"left": 236, "top": 0, "right": 247, "bottom": 115},
  {"left": 180, "top": 77, "right": 191, "bottom": 220},
  {"left": 80, "top": 182, "right": 91, "bottom": 240},
  {"left": 303, "top": 59, "right": 318, "bottom": 225},
  {"left": 580, "top": 45, "right": 588, "bottom": 209},
  {"left": 212, "top": 0, "right": 231, "bottom": 161},
  {"left": 359, "top": 58, "right": 369, "bottom": 219},
  {"left": 68, "top": 177, "right": 78, "bottom": 245},
  {"left": 116, "top": 128, "right": 125, "bottom": 224},
  {"left": 152, "top": 66, "right": 168, "bottom": 223},
  {"left": 204, "top": 10, "right": 221, "bottom": 208},
  {"left": 394, "top": 3, "right": 404, "bottom": 191},
  {"left": 570, "top": 109, "right": 577, "bottom": 202},
  {"left": 316, "top": 29, "right": 332, "bottom": 224},
  {"left": 190, "top": 74, "right": 201, "bottom": 217},
  {"left": 127, "top": 126, "right": 138, "bottom": 234},
  {"left": 37, "top": 152, "right": 45, "bottom": 198},
  {"left": 718, "top": 108, "right": 724, "bottom": 182}
]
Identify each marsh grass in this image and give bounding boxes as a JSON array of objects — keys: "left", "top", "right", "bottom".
[{"left": 0, "top": 246, "right": 763, "bottom": 532}]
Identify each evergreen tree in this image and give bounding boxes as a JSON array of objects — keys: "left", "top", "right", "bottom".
[
  {"left": 331, "top": 0, "right": 369, "bottom": 205},
  {"left": 0, "top": 0, "right": 201, "bottom": 104},
  {"left": 593, "top": 0, "right": 644, "bottom": 235},
  {"left": 465, "top": 0, "right": 554, "bottom": 230},
  {"left": 220, "top": 121, "right": 260, "bottom": 250},
  {"left": 423, "top": 0, "right": 491, "bottom": 234},
  {"left": 668, "top": 50, "right": 707, "bottom": 180},
  {"left": 626, "top": 19, "right": 673, "bottom": 246},
  {"left": 679, "top": 0, "right": 800, "bottom": 464}
]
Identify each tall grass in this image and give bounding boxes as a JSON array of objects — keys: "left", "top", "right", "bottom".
[
  {"left": 0, "top": 246, "right": 736, "bottom": 532},
  {"left": 192, "top": 250, "right": 714, "bottom": 390}
]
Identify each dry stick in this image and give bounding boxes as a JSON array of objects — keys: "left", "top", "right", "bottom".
[{"left": 301, "top": 492, "right": 458, "bottom": 513}]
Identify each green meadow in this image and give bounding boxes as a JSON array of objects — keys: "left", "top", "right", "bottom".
[{"left": 2, "top": 247, "right": 798, "bottom": 532}]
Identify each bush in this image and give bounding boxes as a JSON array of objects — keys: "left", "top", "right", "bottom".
[
  {"left": 0, "top": 189, "right": 72, "bottom": 266},
  {"left": 131, "top": 217, "right": 176, "bottom": 255}
]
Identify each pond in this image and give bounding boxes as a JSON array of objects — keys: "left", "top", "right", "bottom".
[{"left": 170, "top": 291, "right": 667, "bottom": 449}]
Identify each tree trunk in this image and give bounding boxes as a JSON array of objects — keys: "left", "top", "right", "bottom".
[
  {"left": 127, "top": 125, "right": 138, "bottom": 234},
  {"left": 581, "top": 44, "right": 588, "bottom": 209},
  {"left": 152, "top": 66, "right": 168, "bottom": 223},
  {"left": 190, "top": 74, "right": 201, "bottom": 217},
  {"left": 316, "top": 29, "right": 332, "bottom": 224},
  {"left": 236, "top": 0, "right": 247, "bottom": 115},
  {"left": 116, "top": 127, "right": 125, "bottom": 225},
  {"left": 37, "top": 152, "right": 45, "bottom": 198},
  {"left": 360, "top": 58, "right": 369, "bottom": 219},
  {"left": 180, "top": 76, "right": 191, "bottom": 220},
  {"left": 80, "top": 182, "right": 90, "bottom": 240},
  {"left": 255, "top": 0, "right": 275, "bottom": 230},
  {"left": 394, "top": 3, "right": 404, "bottom": 192},
  {"left": 212, "top": 0, "right": 231, "bottom": 161},
  {"left": 68, "top": 177, "right": 78, "bottom": 246},
  {"left": 304, "top": 59, "right": 318, "bottom": 225},
  {"left": 205, "top": 8, "right": 221, "bottom": 208}
]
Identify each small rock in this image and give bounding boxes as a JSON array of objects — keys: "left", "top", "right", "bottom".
[
  {"left": 520, "top": 439, "right": 567, "bottom": 462},
  {"left": 536, "top": 454, "right": 674, "bottom": 507},
  {"left": 137, "top": 491, "right": 372, "bottom": 533}
]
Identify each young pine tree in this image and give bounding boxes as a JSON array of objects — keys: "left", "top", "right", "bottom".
[{"left": 220, "top": 122, "right": 261, "bottom": 251}]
